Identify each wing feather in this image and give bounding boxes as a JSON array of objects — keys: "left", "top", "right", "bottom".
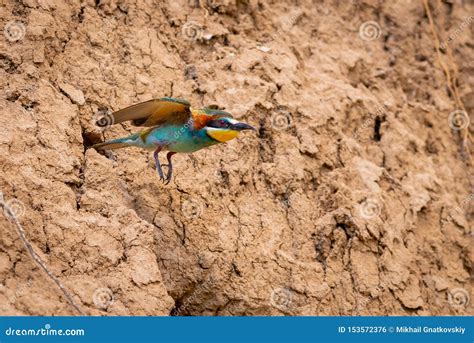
[{"left": 96, "top": 97, "right": 191, "bottom": 127}]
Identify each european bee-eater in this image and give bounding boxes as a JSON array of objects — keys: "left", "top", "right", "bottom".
[{"left": 92, "top": 97, "right": 256, "bottom": 184}]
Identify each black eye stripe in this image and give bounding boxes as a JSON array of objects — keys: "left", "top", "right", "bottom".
[
  {"left": 207, "top": 119, "right": 230, "bottom": 128},
  {"left": 207, "top": 120, "right": 219, "bottom": 127}
]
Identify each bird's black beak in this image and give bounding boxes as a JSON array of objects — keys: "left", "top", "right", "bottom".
[{"left": 231, "top": 122, "right": 256, "bottom": 131}]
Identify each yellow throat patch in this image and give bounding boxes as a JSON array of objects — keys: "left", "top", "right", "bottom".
[{"left": 207, "top": 128, "right": 239, "bottom": 142}]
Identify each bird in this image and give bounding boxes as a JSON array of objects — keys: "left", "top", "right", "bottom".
[{"left": 92, "top": 97, "right": 256, "bottom": 184}]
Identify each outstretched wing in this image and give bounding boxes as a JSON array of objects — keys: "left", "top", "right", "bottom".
[{"left": 96, "top": 97, "right": 191, "bottom": 127}]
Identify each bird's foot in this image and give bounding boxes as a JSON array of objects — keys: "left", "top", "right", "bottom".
[
  {"left": 161, "top": 164, "right": 171, "bottom": 184},
  {"left": 156, "top": 166, "right": 165, "bottom": 182},
  {"left": 154, "top": 147, "right": 165, "bottom": 182},
  {"left": 154, "top": 149, "right": 175, "bottom": 185},
  {"left": 159, "top": 165, "right": 173, "bottom": 185},
  {"left": 164, "top": 152, "right": 176, "bottom": 185}
]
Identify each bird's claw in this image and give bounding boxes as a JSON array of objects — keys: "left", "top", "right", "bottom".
[
  {"left": 154, "top": 149, "right": 175, "bottom": 185},
  {"left": 154, "top": 147, "right": 165, "bottom": 182},
  {"left": 157, "top": 171, "right": 165, "bottom": 183},
  {"left": 159, "top": 164, "right": 171, "bottom": 184}
]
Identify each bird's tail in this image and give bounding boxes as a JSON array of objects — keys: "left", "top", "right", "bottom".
[{"left": 92, "top": 135, "right": 138, "bottom": 150}]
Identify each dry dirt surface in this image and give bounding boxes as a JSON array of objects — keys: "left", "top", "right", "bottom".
[{"left": 0, "top": 0, "right": 472, "bottom": 316}]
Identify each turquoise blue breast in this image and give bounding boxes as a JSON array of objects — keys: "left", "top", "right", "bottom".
[{"left": 144, "top": 125, "right": 219, "bottom": 153}]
